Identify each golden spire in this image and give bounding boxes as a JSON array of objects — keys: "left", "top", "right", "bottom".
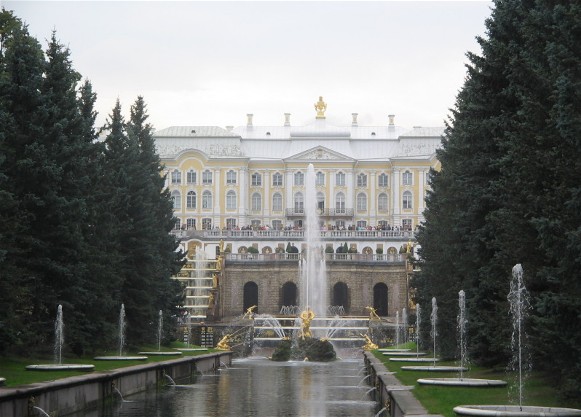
[{"left": 314, "top": 96, "right": 327, "bottom": 119}]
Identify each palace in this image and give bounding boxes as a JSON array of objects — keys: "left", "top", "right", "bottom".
[{"left": 159, "top": 98, "right": 443, "bottom": 323}]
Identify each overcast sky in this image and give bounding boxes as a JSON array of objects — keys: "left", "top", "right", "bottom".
[{"left": 6, "top": 1, "right": 494, "bottom": 130}]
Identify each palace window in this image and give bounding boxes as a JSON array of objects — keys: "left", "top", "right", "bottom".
[
  {"left": 357, "top": 173, "right": 367, "bottom": 187},
  {"left": 272, "top": 193, "right": 283, "bottom": 212},
  {"left": 202, "top": 190, "right": 212, "bottom": 209},
  {"left": 403, "top": 170, "right": 413, "bottom": 185},
  {"left": 226, "top": 218, "right": 237, "bottom": 229},
  {"left": 187, "top": 170, "right": 196, "bottom": 184},
  {"left": 251, "top": 172, "right": 262, "bottom": 186},
  {"left": 251, "top": 193, "right": 262, "bottom": 211},
  {"left": 403, "top": 191, "right": 413, "bottom": 209},
  {"left": 272, "top": 220, "right": 282, "bottom": 230},
  {"left": 226, "top": 190, "right": 237, "bottom": 210},
  {"left": 336, "top": 172, "right": 345, "bottom": 186},
  {"left": 186, "top": 191, "right": 196, "bottom": 209},
  {"left": 171, "top": 169, "right": 181, "bottom": 184},
  {"left": 226, "top": 170, "right": 237, "bottom": 185},
  {"left": 202, "top": 218, "right": 212, "bottom": 230},
  {"left": 294, "top": 192, "right": 304, "bottom": 212},
  {"left": 294, "top": 171, "right": 304, "bottom": 186},
  {"left": 356, "top": 192, "right": 367, "bottom": 211},
  {"left": 173, "top": 218, "right": 181, "bottom": 230},
  {"left": 378, "top": 193, "right": 388, "bottom": 212},
  {"left": 272, "top": 172, "right": 283, "bottom": 186},
  {"left": 202, "top": 170, "right": 213, "bottom": 185},
  {"left": 335, "top": 192, "right": 345, "bottom": 213},
  {"left": 357, "top": 220, "right": 367, "bottom": 229},
  {"left": 186, "top": 218, "right": 196, "bottom": 230},
  {"left": 402, "top": 219, "right": 412, "bottom": 231},
  {"left": 316, "top": 171, "right": 325, "bottom": 186},
  {"left": 378, "top": 173, "right": 389, "bottom": 187},
  {"left": 171, "top": 190, "right": 181, "bottom": 209}
]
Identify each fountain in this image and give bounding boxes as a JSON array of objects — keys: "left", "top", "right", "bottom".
[
  {"left": 418, "top": 290, "right": 505, "bottom": 386},
  {"left": 454, "top": 265, "right": 581, "bottom": 416},
  {"left": 402, "top": 307, "right": 408, "bottom": 344},
  {"left": 94, "top": 304, "right": 148, "bottom": 361},
  {"left": 27, "top": 305, "right": 95, "bottom": 371},
  {"left": 138, "top": 310, "right": 182, "bottom": 356}
]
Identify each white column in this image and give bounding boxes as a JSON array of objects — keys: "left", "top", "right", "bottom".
[
  {"left": 418, "top": 169, "right": 426, "bottom": 215},
  {"left": 214, "top": 169, "right": 221, "bottom": 227},
  {"left": 346, "top": 170, "right": 354, "bottom": 211},
  {"left": 263, "top": 171, "right": 270, "bottom": 217},
  {"left": 369, "top": 171, "right": 376, "bottom": 220},
  {"left": 392, "top": 168, "right": 401, "bottom": 224},
  {"left": 285, "top": 170, "right": 294, "bottom": 209}
]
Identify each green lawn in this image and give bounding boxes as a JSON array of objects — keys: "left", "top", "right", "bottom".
[
  {"left": 373, "top": 345, "right": 581, "bottom": 417},
  {"left": 0, "top": 342, "right": 217, "bottom": 387}
]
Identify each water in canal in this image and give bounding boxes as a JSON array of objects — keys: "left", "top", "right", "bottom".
[{"left": 76, "top": 356, "right": 380, "bottom": 417}]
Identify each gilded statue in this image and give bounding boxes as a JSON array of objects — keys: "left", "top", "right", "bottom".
[
  {"left": 314, "top": 96, "right": 327, "bottom": 119},
  {"left": 299, "top": 308, "right": 316, "bottom": 339},
  {"left": 215, "top": 256, "right": 223, "bottom": 271},
  {"left": 216, "top": 334, "right": 231, "bottom": 351},
  {"left": 212, "top": 272, "right": 219, "bottom": 288},
  {"left": 219, "top": 239, "right": 225, "bottom": 254},
  {"left": 361, "top": 333, "right": 378, "bottom": 351},
  {"left": 366, "top": 306, "right": 381, "bottom": 321},
  {"left": 243, "top": 305, "right": 257, "bottom": 320}
]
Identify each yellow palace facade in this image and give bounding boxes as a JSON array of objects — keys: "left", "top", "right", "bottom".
[{"left": 154, "top": 98, "right": 443, "bottom": 234}]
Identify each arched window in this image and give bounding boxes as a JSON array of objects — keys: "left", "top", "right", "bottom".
[
  {"left": 251, "top": 193, "right": 262, "bottom": 211},
  {"left": 171, "top": 169, "right": 181, "bottom": 184},
  {"left": 173, "top": 218, "right": 181, "bottom": 230},
  {"left": 171, "top": 190, "right": 181, "bottom": 209},
  {"left": 402, "top": 170, "right": 413, "bottom": 185},
  {"left": 202, "top": 190, "right": 212, "bottom": 209},
  {"left": 226, "top": 170, "right": 236, "bottom": 184},
  {"left": 294, "top": 171, "right": 304, "bottom": 186},
  {"left": 202, "top": 218, "right": 212, "bottom": 230},
  {"left": 357, "top": 173, "right": 367, "bottom": 187},
  {"left": 202, "top": 170, "right": 212, "bottom": 185},
  {"left": 272, "top": 172, "right": 283, "bottom": 186},
  {"left": 378, "top": 173, "right": 389, "bottom": 187},
  {"left": 335, "top": 192, "right": 345, "bottom": 214},
  {"left": 226, "top": 190, "right": 236, "bottom": 210},
  {"left": 336, "top": 171, "right": 345, "bottom": 186},
  {"left": 243, "top": 282, "right": 259, "bottom": 314},
  {"left": 356, "top": 192, "right": 367, "bottom": 211},
  {"left": 378, "top": 193, "right": 388, "bottom": 212},
  {"left": 316, "top": 171, "right": 325, "bottom": 186},
  {"left": 316, "top": 192, "right": 325, "bottom": 211},
  {"left": 281, "top": 282, "right": 298, "bottom": 309},
  {"left": 187, "top": 170, "right": 196, "bottom": 184},
  {"left": 272, "top": 193, "right": 283, "bottom": 212},
  {"left": 186, "top": 218, "right": 196, "bottom": 229},
  {"left": 186, "top": 191, "right": 196, "bottom": 209},
  {"left": 294, "top": 192, "right": 304, "bottom": 212},
  {"left": 373, "top": 283, "right": 389, "bottom": 316},
  {"left": 251, "top": 172, "right": 262, "bottom": 186},
  {"left": 332, "top": 282, "right": 350, "bottom": 314},
  {"left": 403, "top": 191, "right": 413, "bottom": 209}
]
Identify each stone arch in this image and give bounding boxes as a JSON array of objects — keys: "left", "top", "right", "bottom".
[
  {"left": 281, "top": 281, "right": 298, "bottom": 310},
  {"left": 262, "top": 246, "right": 273, "bottom": 254},
  {"left": 243, "top": 281, "right": 259, "bottom": 314},
  {"left": 387, "top": 246, "right": 398, "bottom": 255},
  {"left": 373, "top": 283, "right": 389, "bottom": 316},
  {"left": 362, "top": 246, "right": 373, "bottom": 255},
  {"left": 332, "top": 282, "right": 350, "bottom": 314},
  {"left": 238, "top": 246, "right": 248, "bottom": 254}
]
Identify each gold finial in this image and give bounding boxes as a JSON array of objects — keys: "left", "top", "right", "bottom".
[{"left": 314, "top": 96, "right": 327, "bottom": 119}]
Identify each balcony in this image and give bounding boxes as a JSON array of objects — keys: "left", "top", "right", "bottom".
[
  {"left": 225, "top": 252, "right": 406, "bottom": 263},
  {"left": 191, "top": 229, "right": 415, "bottom": 240},
  {"left": 285, "top": 208, "right": 354, "bottom": 217}
]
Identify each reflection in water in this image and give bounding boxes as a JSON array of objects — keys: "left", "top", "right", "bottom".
[{"left": 73, "top": 357, "right": 378, "bottom": 417}]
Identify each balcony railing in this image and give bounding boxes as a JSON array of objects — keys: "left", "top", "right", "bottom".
[
  {"left": 285, "top": 208, "right": 354, "bottom": 217},
  {"left": 181, "top": 229, "right": 416, "bottom": 240},
  {"left": 225, "top": 252, "right": 406, "bottom": 263}
]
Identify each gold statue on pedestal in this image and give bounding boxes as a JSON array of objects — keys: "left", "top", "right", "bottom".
[
  {"left": 314, "top": 96, "right": 327, "bottom": 119},
  {"left": 366, "top": 306, "right": 381, "bottom": 321},
  {"left": 219, "top": 239, "right": 225, "bottom": 254},
  {"left": 361, "top": 333, "right": 378, "bottom": 351},
  {"left": 299, "top": 308, "right": 316, "bottom": 339},
  {"left": 243, "top": 305, "right": 257, "bottom": 320},
  {"left": 216, "top": 334, "right": 231, "bottom": 351}
]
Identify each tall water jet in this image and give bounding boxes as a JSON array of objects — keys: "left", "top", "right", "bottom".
[
  {"left": 395, "top": 311, "right": 400, "bottom": 346},
  {"left": 301, "top": 164, "right": 327, "bottom": 320},
  {"left": 415, "top": 304, "right": 421, "bottom": 357},
  {"left": 157, "top": 310, "right": 163, "bottom": 351},
  {"left": 54, "top": 304, "right": 64, "bottom": 365},
  {"left": 402, "top": 307, "right": 408, "bottom": 344},
  {"left": 118, "top": 304, "right": 126, "bottom": 356},
  {"left": 430, "top": 297, "right": 438, "bottom": 366},
  {"left": 508, "top": 264, "right": 530, "bottom": 409},
  {"left": 457, "top": 290, "right": 467, "bottom": 379}
]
